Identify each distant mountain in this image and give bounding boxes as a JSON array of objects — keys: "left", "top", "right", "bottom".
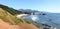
[{"left": 18, "top": 9, "right": 39, "bottom": 14}]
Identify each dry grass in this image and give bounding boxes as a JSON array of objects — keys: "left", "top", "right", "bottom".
[
  {"left": 0, "top": 8, "right": 24, "bottom": 24},
  {"left": 0, "top": 8, "right": 40, "bottom": 29}
]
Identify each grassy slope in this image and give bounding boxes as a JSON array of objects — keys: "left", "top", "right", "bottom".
[
  {"left": 0, "top": 4, "right": 40, "bottom": 29},
  {"left": 0, "top": 8, "right": 21, "bottom": 24},
  {"left": 0, "top": 4, "right": 31, "bottom": 25},
  {"left": 0, "top": 4, "right": 22, "bottom": 15}
]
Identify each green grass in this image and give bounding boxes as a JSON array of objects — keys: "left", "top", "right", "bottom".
[
  {"left": 0, "top": 4, "right": 31, "bottom": 25},
  {"left": 0, "top": 4, "right": 22, "bottom": 15},
  {"left": 0, "top": 8, "right": 31, "bottom": 25}
]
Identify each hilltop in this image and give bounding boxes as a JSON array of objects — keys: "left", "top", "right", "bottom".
[{"left": 0, "top": 4, "right": 39, "bottom": 29}]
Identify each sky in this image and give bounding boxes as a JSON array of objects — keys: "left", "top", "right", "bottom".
[{"left": 0, "top": 0, "right": 60, "bottom": 13}]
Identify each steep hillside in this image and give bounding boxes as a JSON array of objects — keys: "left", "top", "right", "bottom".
[
  {"left": 0, "top": 8, "right": 24, "bottom": 24},
  {"left": 0, "top": 4, "right": 23, "bottom": 15},
  {"left": 0, "top": 4, "right": 39, "bottom": 29},
  {"left": 0, "top": 4, "right": 31, "bottom": 25}
]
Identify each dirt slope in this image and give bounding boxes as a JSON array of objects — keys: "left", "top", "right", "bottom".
[
  {"left": 19, "top": 23, "right": 40, "bottom": 29},
  {"left": 0, "top": 19, "right": 39, "bottom": 29},
  {"left": 0, "top": 19, "right": 21, "bottom": 29}
]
